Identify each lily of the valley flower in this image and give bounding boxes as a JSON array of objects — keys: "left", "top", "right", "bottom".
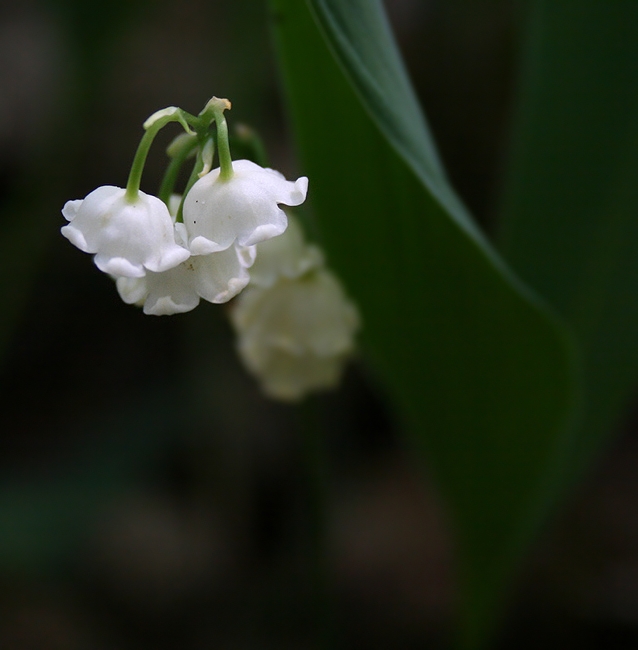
[
  {"left": 60, "top": 97, "right": 311, "bottom": 320},
  {"left": 113, "top": 199, "right": 256, "bottom": 316},
  {"left": 230, "top": 215, "right": 359, "bottom": 401},
  {"left": 231, "top": 268, "right": 359, "bottom": 401},
  {"left": 62, "top": 186, "right": 190, "bottom": 278},
  {"left": 183, "top": 159, "right": 308, "bottom": 254},
  {"left": 116, "top": 242, "right": 255, "bottom": 316},
  {"left": 248, "top": 214, "right": 323, "bottom": 288}
]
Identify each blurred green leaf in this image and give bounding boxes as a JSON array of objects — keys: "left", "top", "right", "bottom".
[
  {"left": 270, "top": 0, "right": 577, "bottom": 646},
  {"left": 499, "top": 1, "right": 638, "bottom": 479}
]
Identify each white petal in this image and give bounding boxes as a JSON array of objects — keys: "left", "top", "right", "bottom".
[
  {"left": 60, "top": 223, "right": 89, "bottom": 252},
  {"left": 189, "top": 235, "right": 228, "bottom": 255},
  {"left": 241, "top": 221, "right": 287, "bottom": 248},
  {"left": 62, "top": 199, "right": 83, "bottom": 222},
  {"left": 113, "top": 243, "right": 254, "bottom": 314},
  {"left": 233, "top": 269, "right": 359, "bottom": 357},
  {"left": 183, "top": 159, "right": 308, "bottom": 252},
  {"left": 61, "top": 186, "right": 190, "bottom": 278},
  {"left": 237, "top": 342, "right": 344, "bottom": 402},
  {"left": 142, "top": 264, "right": 200, "bottom": 315},
  {"left": 194, "top": 246, "right": 251, "bottom": 304},
  {"left": 149, "top": 241, "right": 191, "bottom": 274},
  {"left": 144, "top": 294, "right": 199, "bottom": 316},
  {"left": 237, "top": 245, "right": 257, "bottom": 268},
  {"left": 96, "top": 254, "right": 145, "bottom": 278},
  {"left": 289, "top": 176, "right": 309, "bottom": 206},
  {"left": 230, "top": 267, "right": 359, "bottom": 401},
  {"left": 249, "top": 214, "right": 323, "bottom": 288},
  {"left": 116, "top": 276, "right": 148, "bottom": 305}
]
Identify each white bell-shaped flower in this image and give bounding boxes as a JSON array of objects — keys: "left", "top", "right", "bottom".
[
  {"left": 61, "top": 186, "right": 190, "bottom": 278},
  {"left": 231, "top": 269, "right": 359, "bottom": 401},
  {"left": 237, "top": 344, "right": 347, "bottom": 402},
  {"left": 182, "top": 159, "right": 308, "bottom": 254},
  {"left": 115, "top": 220, "right": 256, "bottom": 316},
  {"left": 249, "top": 214, "right": 324, "bottom": 288}
]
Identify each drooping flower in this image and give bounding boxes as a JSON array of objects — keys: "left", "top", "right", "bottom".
[
  {"left": 116, "top": 243, "right": 255, "bottom": 315},
  {"left": 61, "top": 186, "right": 190, "bottom": 278},
  {"left": 182, "top": 159, "right": 308, "bottom": 254},
  {"left": 231, "top": 269, "right": 360, "bottom": 401},
  {"left": 114, "top": 205, "right": 256, "bottom": 316}
]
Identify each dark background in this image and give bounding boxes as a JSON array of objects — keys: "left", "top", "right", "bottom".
[{"left": 0, "top": 0, "right": 637, "bottom": 647}]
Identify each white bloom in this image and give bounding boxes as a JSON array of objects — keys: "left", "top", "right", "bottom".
[
  {"left": 115, "top": 221, "right": 256, "bottom": 316},
  {"left": 231, "top": 269, "right": 359, "bottom": 401},
  {"left": 249, "top": 215, "right": 323, "bottom": 288},
  {"left": 182, "top": 159, "right": 308, "bottom": 254},
  {"left": 61, "top": 186, "right": 190, "bottom": 278}
]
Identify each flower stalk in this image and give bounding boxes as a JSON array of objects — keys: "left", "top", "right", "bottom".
[
  {"left": 204, "top": 97, "right": 234, "bottom": 181},
  {"left": 125, "top": 106, "right": 194, "bottom": 203},
  {"left": 158, "top": 133, "right": 198, "bottom": 206}
]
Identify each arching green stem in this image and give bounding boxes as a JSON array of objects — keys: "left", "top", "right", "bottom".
[
  {"left": 124, "top": 106, "right": 196, "bottom": 203},
  {"left": 158, "top": 134, "right": 199, "bottom": 206},
  {"left": 214, "top": 111, "right": 233, "bottom": 181},
  {"left": 200, "top": 97, "right": 234, "bottom": 181},
  {"left": 175, "top": 140, "right": 211, "bottom": 223}
]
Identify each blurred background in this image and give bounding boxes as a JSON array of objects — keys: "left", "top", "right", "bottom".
[{"left": 1, "top": 0, "right": 637, "bottom": 647}]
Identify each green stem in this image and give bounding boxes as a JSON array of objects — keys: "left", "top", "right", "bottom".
[
  {"left": 175, "top": 144, "right": 208, "bottom": 223},
  {"left": 212, "top": 107, "right": 234, "bottom": 181},
  {"left": 125, "top": 107, "right": 198, "bottom": 203},
  {"left": 158, "top": 136, "right": 198, "bottom": 206},
  {"left": 198, "top": 97, "right": 233, "bottom": 180},
  {"left": 125, "top": 125, "right": 159, "bottom": 202}
]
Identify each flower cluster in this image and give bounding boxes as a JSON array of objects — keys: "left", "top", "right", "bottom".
[
  {"left": 61, "top": 96, "right": 359, "bottom": 401},
  {"left": 61, "top": 98, "right": 308, "bottom": 315},
  {"left": 231, "top": 215, "right": 360, "bottom": 401}
]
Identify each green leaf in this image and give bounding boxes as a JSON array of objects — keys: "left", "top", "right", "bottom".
[
  {"left": 270, "top": 0, "right": 577, "bottom": 646},
  {"left": 499, "top": 1, "right": 638, "bottom": 479}
]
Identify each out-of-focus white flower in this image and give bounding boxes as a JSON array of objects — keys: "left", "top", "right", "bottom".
[
  {"left": 249, "top": 215, "right": 323, "bottom": 288},
  {"left": 61, "top": 186, "right": 190, "bottom": 278},
  {"left": 114, "top": 213, "right": 255, "bottom": 316},
  {"left": 182, "top": 159, "right": 308, "bottom": 254},
  {"left": 231, "top": 269, "right": 359, "bottom": 401},
  {"left": 231, "top": 213, "right": 360, "bottom": 400}
]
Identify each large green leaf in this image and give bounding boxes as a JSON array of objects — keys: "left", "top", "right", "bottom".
[
  {"left": 270, "top": 0, "right": 577, "bottom": 646},
  {"left": 499, "top": 1, "right": 638, "bottom": 479}
]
